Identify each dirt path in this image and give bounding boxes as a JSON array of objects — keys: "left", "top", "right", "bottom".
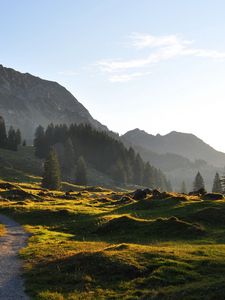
[{"left": 0, "top": 214, "right": 30, "bottom": 300}]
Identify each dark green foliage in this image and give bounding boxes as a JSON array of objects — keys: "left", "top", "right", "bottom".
[
  {"left": 193, "top": 171, "right": 205, "bottom": 191},
  {"left": 0, "top": 116, "right": 7, "bottom": 148},
  {"left": 75, "top": 156, "right": 87, "bottom": 185},
  {"left": 0, "top": 116, "right": 21, "bottom": 151},
  {"left": 212, "top": 173, "right": 222, "bottom": 193},
  {"left": 111, "top": 160, "right": 127, "bottom": 185},
  {"left": 181, "top": 181, "right": 187, "bottom": 194},
  {"left": 15, "top": 129, "right": 21, "bottom": 146},
  {"left": 34, "top": 123, "right": 170, "bottom": 189},
  {"left": 63, "top": 138, "right": 76, "bottom": 176},
  {"left": 7, "top": 126, "right": 19, "bottom": 151},
  {"left": 34, "top": 125, "right": 47, "bottom": 158},
  {"left": 42, "top": 148, "right": 61, "bottom": 190},
  {"left": 133, "top": 154, "right": 144, "bottom": 185}
]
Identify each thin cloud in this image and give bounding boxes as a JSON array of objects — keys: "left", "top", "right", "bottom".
[
  {"left": 57, "top": 70, "right": 79, "bottom": 76},
  {"left": 96, "top": 33, "right": 225, "bottom": 82},
  {"left": 109, "top": 71, "right": 151, "bottom": 83}
]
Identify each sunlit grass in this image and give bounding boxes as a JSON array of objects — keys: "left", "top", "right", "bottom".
[
  {"left": 0, "top": 223, "right": 6, "bottom": 236},
  {"left": 1, "top": 181, "right": 225, "bottom": 299}
]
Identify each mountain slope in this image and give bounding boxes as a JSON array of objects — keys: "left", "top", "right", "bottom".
[
  {"left": 0, "top": 65, "right": 107, "bottom": 141},
  {"left": 122, "top": 129, "right": 225, "bottom": 168}
]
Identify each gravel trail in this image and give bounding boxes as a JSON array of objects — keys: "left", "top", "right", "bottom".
[{"left": 0, "top": 214, "right": 30, "bottom": 300}]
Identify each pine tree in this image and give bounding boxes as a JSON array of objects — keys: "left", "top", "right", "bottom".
[
  {"left": 143, "top": 162, "right": 154, "bottom": 187},
  {"left": 111, "top": 160, "right": 127, "bottom": 185},
  {"left": 63, "top": 138, "right": 75, "bottom": 176},
  {"left": 180, "top": 181, "right": 187, "bottom": 194},
  {"left": 193, "top": 171, "right": 205, "bottom": 191},
  {"left": 212, "top": 173, "right": 222, "bottom": 193},
  {"left": 7, "top": 126, "right": 18, "bottom": 151},
  {"left": 0, "top": 116, "right": 7, "bottom": 148},
  {"left": 42, "top": 148, "right": 61, "bottom": 190},
  {"left": 133, "top": 154, "right": 144, "bottom": 185},
  {"left": 75, "top": 156, "right": 87, "bottom": 185},
  {"left": 34, "top": 125, "right": 47, "bottom": 158},
  {"left": 15, "top": 129, "right": 21, "bottom": 146}
]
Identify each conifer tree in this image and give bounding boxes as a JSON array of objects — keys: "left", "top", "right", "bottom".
[
  {"left": 42, "top": 148, "right": 61, "bottom": 190},
  {"left": 63, "top": 138, "right": 75, "bottom": 176},
  {"left": 193, "top": 171, "right": 205, "bottom": 191},
  {"left": 133, "top": 153, "right": 144, "bottom": 185},
  {"left": 15, "top": 129, "right": 21, "bottom": 146},
  {"left": 34, "top": 125, "right": 47, "bottom": 158},
  {"left": 0, "top": 116, "right": 7, "bottom": 148},
  {"left": 111, "top": 160, "right": 127, "bottom": 185},
  {"left": 75, "top": 156, "right": 87, "bottom": 185},
  {"left": 143, "top": 162, "right": 154, "bottom": 187},
  {"left": 212, "top": 172, "right": 222, "bottom": 193},
  {"left": 181, "top": 181, "right": 187, "bottom": 194},
  {"left": 7, "top": 126, "right": 18, "bottom": 151}
]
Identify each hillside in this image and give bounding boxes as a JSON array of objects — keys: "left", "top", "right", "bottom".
[
  {"left": 1, "top": 181, "right": 225, "bottom": 299},
  {"left": 121, "top": 129, "right": 225, "bottom": 191},
  {"left": 0, "top": 65, "right": 107, "bottom": 142},
  {"left": 122, "top": 129, "right": 225, "bottom": 168}
]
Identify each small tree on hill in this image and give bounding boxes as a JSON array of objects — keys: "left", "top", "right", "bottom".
[
  {"left": 212, "top": 173, "right": 222, "bottom": 193},
  {"left": 193, "top": 171, "right": 205, "bottom": 191},
  {"left": 180, "top": 181, "right": 187, "bottom": 194},
  {"left": 75, "top": 156, "right": 87, "bottom": 185},
  {"left": 42, "top": 147, "right": 61, "bottom": 190}
]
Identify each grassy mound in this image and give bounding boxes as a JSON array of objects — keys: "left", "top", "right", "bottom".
[
  {"left": 96, "top": 215, "right": 205, "bottom": 240},
  {"left": 60, "top": 251, "right": 142, "bottom": 280},
  {"left": 0, "top": 186, "right": 41, "bottom": 201},
  {"left": 128, "top": 195, "right": 187, "bottom": 211},
  {"left": 192, "top": 207, "right": 225, "bottom": 225}
]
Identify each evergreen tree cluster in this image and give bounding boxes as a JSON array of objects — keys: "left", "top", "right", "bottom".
[
  {"left": 34, "top": 123, "right": 171, "bottom": 190},
  {"left": 0, "top": 116, "right": 22, "bottom": 151},
  {"left": 180, "top": 172, "right": 224, "bottom": 194}
]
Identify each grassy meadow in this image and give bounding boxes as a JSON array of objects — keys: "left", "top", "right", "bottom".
[
  {"left": 0, "top": 181, "right": 225, "bottom": 299},
  {"left": 0, "top": 223, "right": 6, "bottom": 236}
]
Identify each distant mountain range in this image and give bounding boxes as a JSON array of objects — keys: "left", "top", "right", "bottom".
[
  {"left": 122, "top": 129, "right": 225, "bottom": 168},
  {"left": 0, "top": 64, "right": 224, "bottom": 191},
  {"left": 0, "top": 65, "right": 107, "bottom": 142},
  {"left": 121, "top": 129, "right": 225, "bottom": 191}
]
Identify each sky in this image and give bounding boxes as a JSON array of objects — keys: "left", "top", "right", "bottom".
[{"left": 1, "top": 0, "right": 225, "bottom": 151}]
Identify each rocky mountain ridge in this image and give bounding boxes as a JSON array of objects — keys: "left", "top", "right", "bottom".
[{"left": 0, "top": 65, "right": 107, "bottom": 142}]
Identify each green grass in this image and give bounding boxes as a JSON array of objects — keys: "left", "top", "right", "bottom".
[
  {"left": 1, "top": 182, "right": 225, "bottom": 299},
  {"left": 0, "top": 146, "right": 42, "bottom": 182},
  {"left": 0, "top": 223, "right": 6, "bottom": 236}
]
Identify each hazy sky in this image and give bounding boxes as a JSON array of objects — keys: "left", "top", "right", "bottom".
[{"left": 1, "top": 0, "right": 225, "bottom": 151}]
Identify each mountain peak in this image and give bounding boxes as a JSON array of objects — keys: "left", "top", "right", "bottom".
[
  {"left": 121, "top": 128, "right": 225, "bottom": 167},
  {"left": 0, "top": 65, "right": 108, "bottom": 141}
]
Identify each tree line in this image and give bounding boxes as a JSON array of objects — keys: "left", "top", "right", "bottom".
[
  {"left": 0, "top": 116, "right": 22, "bottom": 151},
  {"left": 34, "top": 123, "right": 172, "bottom": 190},
  {"left": 180, "top": 171, "right": 225, "bottom": 194}
]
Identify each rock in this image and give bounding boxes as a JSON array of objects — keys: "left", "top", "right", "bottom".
[
  {"left": 152, "top": 189, "right": 172, "bottom": 199},
  {"left": 189, "top": 188, "right": 207, "bottom": 196},
  {"left": 201, "top": 193, "right": 224, "bottom": 200},
  {"left": 133, "top": 189, "right": 147, "bottom": 200}
]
